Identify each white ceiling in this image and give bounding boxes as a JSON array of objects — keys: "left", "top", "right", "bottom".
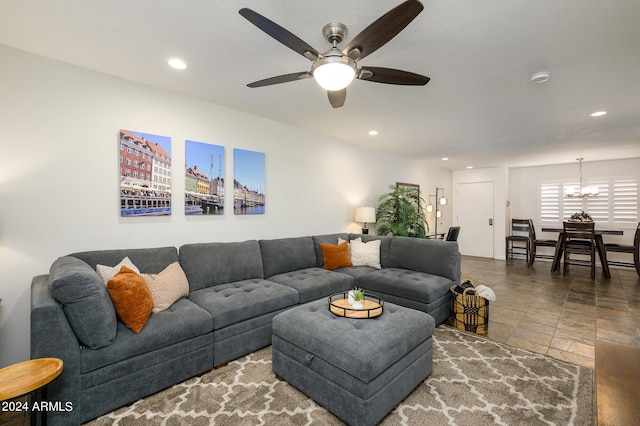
[{"left": 1, "top": 0, "right": 639, "bottom": 170}]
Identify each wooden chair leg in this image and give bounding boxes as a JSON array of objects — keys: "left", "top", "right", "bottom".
[{"left": 529, "top": 244, "right": 536, "bottom": 266}]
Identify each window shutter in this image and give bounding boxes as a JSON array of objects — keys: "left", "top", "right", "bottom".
[
  {"left": 613, "top": 178, "right": 638, "bottom": 223},
  {"left": 540, "top": 183, "right": 560, "bottom": 222},
  {"left": 585, "top": 179, "right": 609, "bottom": 223},
  {"left": 562, "top": 181, "right": 583, "bottom": 220}
]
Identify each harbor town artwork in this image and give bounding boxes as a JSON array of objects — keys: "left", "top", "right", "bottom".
[
  {"left": 185, "top": 140, "right": 225, "bottom": 215},
  {"left": 119, "top": 129, "right": 172, "bottom": 217},
  {"left": 234, "top": 148, "right": 265, "bottom": 214}
]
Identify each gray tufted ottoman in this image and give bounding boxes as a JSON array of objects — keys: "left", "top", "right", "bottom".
[{"left": 272, "top": 298, "right": 435, "bottom": 426}]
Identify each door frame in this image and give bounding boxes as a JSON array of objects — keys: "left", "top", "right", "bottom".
[
  {"left": 455, "top": 181, "right": 495, "bottom": 258},
  {"left": 452, "top": 168, "right": 508, "bottom": 260}
]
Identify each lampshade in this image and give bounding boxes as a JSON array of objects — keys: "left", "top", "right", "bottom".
[
  {"left": 312, "top": 54, "right": 357, "bottom": 91},
  {"left": 439, "top": 196, "right": 447, "bottom": 206},
  {"left": 426, "top": 204, "right": 434, "bottom": 213},
  {"left": 354, "top": 206, "right": 376, "bottom": 224}
]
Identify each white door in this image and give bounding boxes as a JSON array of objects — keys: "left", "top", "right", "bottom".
[{"left": 456, "top": 181, "right": 494, "bottom": 258}]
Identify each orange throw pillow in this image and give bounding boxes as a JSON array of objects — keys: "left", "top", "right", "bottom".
[
  {"left": 107, "top": 266, "right": 153, "bottom": 333},
  {"left": 321, "top": 242, "right": 353, "bottom": 270}
]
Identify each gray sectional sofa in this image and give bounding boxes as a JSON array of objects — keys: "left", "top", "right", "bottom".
[{"left": 30, "top": 233, "right": 460, "bottom": 425}]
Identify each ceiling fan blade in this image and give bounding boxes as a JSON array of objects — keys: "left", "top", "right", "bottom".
[
  {"left": 328, "top": 89, "right": 346, "bottom": 108},
  {"left": 342, "top": 0, "right": 423, "bottom": 61},
  {"left": 247, "top": 72, "right": 311, "bottom": 88},
  {"left": 359, "top": 66, "right": 430, "bottom": 85},
  {"left": 239, "top": 8, "right": 320, "bottom": 61}
]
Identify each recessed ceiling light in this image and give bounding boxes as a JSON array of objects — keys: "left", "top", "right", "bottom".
[
  {"left": 529, "top": 71, "right": 551, "bottom": 84},
  {"left": 441, "top": 157, "right": 449, "bottom": 161},
  {"left": 466, "top": 166, "right": 473, "bottom": 169},
  {"left": 168, "top": 58, "right": 187, "bottom": 70},
  {"left": 368, "top": 130, "right": 378, "bottom": 136},
  {"left": 590, "top": 111, "right": 607, "bottom": 117}
]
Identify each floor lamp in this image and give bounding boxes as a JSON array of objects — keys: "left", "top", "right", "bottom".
[{"left": 426, "top": 187, "right": 447, "bottom": 238}]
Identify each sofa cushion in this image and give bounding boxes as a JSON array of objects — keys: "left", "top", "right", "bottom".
[
  {"left": 260, "top": 237, "right": 317, "bottom": 278},
  {"left": 358, "top": 268, "right": 453, "bottom": 304},
  {"left": 48, "top": 256, "right": 117, "bottom": 349},
  {"left": 188, "top": 279, "right": 299, "bottom": 330},
  {"left": 80, "top": 297, "right": 213, "bottom": 374},
  {"left": 107, "top": 266, "right": 154, "bottom": 333},
  {"left": 179, "top": 241, "right": 264, "bottom": 291},
  {"left": 141, "top": 262, "right": 190, "bottom": 313},
  {"left": 335, "top": 265, "right": 379, "bottom": 279},
  {"left": 267, "top": 268, "right": 354, "bottom": 303},
  {"left": 70, "top": 247, "right": 178, "bottom": 274},
  {"left": 320, "top": 242, "right": 353, "bottom": 270},
  {"left": 388, "top": 236, "right": 460, "bottom": 282}
]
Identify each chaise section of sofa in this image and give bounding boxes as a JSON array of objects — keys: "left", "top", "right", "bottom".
[
  {"left": 31, "top": 247, "right": 214, "bottom": 425},
  {"left": 179, "top": 240, "right": 299, "bottom": 366},
  {"left": 356, "top": 236, "right": 461, "bottom": 324}
]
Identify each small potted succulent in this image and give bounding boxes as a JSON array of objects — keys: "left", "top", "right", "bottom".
[{"left": 348, "top": 287, "right": 366, "bottom": 309}]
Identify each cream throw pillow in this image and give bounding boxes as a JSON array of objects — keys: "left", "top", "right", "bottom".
[
  {"left": 97, "top": 257, "right": 140, "bottom": 284},
  {"left": 339, "top": 237, "right": 382, "bottom": 269},
  {"left": 141, "top": 262, "right": 190, "bottom": 313}
]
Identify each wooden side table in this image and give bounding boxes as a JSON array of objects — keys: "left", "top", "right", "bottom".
[{"left": 0, "top": 358, "right": 63, "bottom": 426}]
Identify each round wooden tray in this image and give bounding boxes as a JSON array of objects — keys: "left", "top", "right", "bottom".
[{"left": 328, "top": 292, "right": 384, "bottom": 319}]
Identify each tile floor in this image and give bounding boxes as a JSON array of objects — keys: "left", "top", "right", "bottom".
[{"left": 461, "top": 255, "right": 640, "bottom": 369}]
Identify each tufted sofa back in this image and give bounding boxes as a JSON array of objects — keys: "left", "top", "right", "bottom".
[{"left": 179, "top": 240, "right": 264, "bottom": 291}]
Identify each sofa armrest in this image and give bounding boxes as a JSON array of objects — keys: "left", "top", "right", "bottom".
[{"left": 31, "top": 275, "right": 81, "bottom": 424}]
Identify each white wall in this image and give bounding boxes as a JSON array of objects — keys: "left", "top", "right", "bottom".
[{"left": 0, "top": 45, "right": 449, "bottom": 366}]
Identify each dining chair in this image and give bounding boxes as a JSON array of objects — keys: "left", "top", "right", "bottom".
[
  {"left": 604, "top": 222, "right": 640, "bottom": 277},
  {"left": 445, "top": 226, "right": 460, "bottom": 242},
  {"left": 506, "top": 219, "right": 531, "bottom": 262},
  {"left": 528, "top": 219, "right": 558, "bottom": 266},
  {"left": 563, "top": 221, "right": 596, "bottom": 280}
]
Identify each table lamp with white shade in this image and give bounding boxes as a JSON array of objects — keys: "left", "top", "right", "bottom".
[{"left": 354, "top": 207, "right": 376, "bottom": 234}]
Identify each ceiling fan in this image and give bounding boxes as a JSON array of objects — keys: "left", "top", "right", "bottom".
[{"left": 239, "top": 0, "right": 430, "bottom": 108}]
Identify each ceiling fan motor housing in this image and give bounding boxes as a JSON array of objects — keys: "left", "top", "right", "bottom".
[{"left": 322, "top": 22, "right": 348, "bottom": 44}]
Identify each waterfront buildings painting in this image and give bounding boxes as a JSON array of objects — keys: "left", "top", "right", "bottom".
[
  {"left": 185, "top": 140, "right": 225, "bottom": 215},
  {"left": 233, "top": 149, "right": 265, "bottom": 214},
  {"left": 119, "top": 129, "right": 172, "bottom": 216}
]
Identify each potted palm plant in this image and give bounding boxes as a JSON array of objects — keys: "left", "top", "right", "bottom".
[{"left": 376, "top": 185, "right": 428, "bottom": 238}]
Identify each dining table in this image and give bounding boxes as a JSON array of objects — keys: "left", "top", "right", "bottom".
[{"left": 541, "top": 226, "right": 624, "bottom": 278}]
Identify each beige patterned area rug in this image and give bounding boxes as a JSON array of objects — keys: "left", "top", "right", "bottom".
[{"left": 87, "top": 326, "right": 594, "bottom": 425}]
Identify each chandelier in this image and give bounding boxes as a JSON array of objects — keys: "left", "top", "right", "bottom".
[{"left": 564, "top": 157, "right": 599, "bottom": 198}]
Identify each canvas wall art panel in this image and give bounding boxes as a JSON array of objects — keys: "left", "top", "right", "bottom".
[
  {"left": 233, "top": 148, "right": 265, "bottom": 215},
  {"left": 119, "top": 129, "right": 172, "bottom": 217},
  {"left": 185, "top": 140, "right": 225, "bottom": 215}
]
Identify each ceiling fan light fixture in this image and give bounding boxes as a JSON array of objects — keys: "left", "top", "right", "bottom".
[{"left": 312, "top": 55, "right": 357, "bottom": 91}]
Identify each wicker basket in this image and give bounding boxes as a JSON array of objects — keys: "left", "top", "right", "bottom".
[{"left": 450, "top": 283, "right": 489, "bottom": 334}]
